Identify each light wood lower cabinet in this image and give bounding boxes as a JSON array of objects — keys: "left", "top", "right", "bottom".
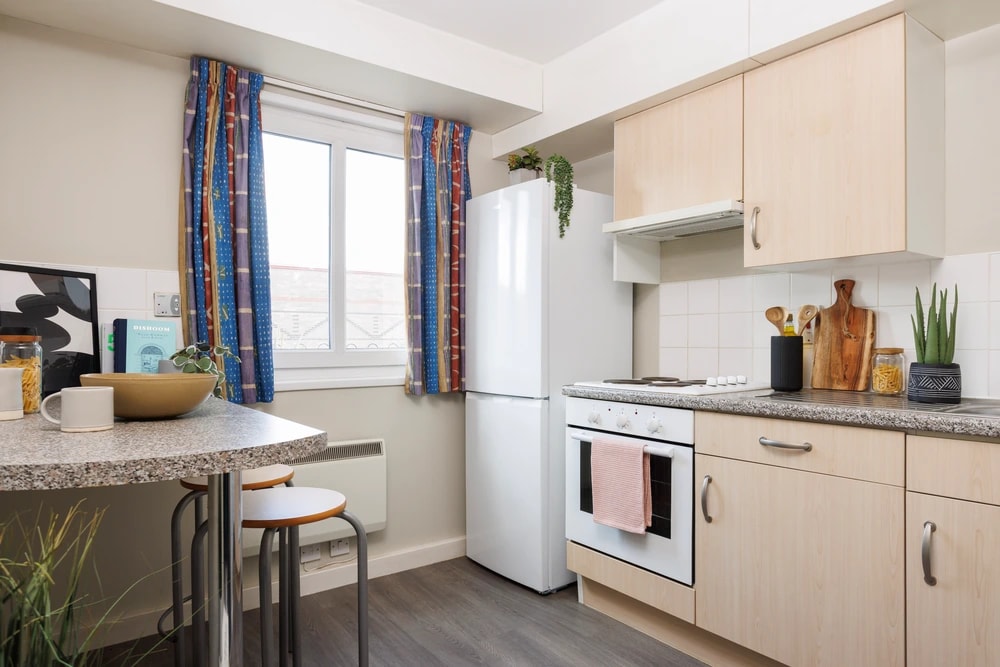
[
  {"left": 695, "top": 452, "right": 905, "bottom": 666},
  {"left": 906, "top": 434, "right": 1000, "bottom": 666},
  {"left": 906, "top": 492, "right": 1000, "bottom": 667}
]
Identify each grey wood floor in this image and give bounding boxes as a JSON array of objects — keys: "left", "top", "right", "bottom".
[{"left": 98, "top": 557, "right": 706, "bottom": 666}]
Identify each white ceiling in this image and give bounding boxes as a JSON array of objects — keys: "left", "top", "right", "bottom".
[{"left": 354, "top": 0, "right": 665, "bottom": 64}]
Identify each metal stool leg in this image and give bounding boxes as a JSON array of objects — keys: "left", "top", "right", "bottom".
[
  {"left": 278, "top": 527, "right": 290, "bottom": 666},
  {"left": 191, "top": 519, "right": 209, "bottom": 667},
  {"left": 259, "top": 528, "right": 278, "bottom": 666},
  {"left": 168, "top": 490, "right": 204, "bottom": 667},
  {"left": 338, "top": 511, "right": 368, "bottom": 667},
  {"left": 289, "top": 525, "right": 300, "bottom": 667}
]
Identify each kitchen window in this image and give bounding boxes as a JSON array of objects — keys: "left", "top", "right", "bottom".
[{"left": 261, "top": 90, "right": 406, "bottom": 390}]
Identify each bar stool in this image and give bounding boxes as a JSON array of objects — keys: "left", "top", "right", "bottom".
[
  {"left": 161, "top": 464, "right": 294, "bottom": 667},
  {"left": 243, "top": 487, "right": 369, "bottom": 667}
]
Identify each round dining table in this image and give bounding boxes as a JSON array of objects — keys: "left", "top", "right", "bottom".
[{"left": 0, "top": 397, "right": 327, "bottom": 667}]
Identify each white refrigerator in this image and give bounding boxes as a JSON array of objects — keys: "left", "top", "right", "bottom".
[{"left": 465, "top": 178, "right": 632, "bottom": 593}]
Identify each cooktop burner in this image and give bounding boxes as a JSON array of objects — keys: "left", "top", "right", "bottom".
[{"left": 576, "top": 377, "right": 770, "bottom": 395}]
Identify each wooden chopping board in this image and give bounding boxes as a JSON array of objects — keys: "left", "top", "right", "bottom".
[{"left": 811, "top": 279, "right": 876, "bottom": 390}]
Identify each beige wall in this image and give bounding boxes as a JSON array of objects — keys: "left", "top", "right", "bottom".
[{"left": 0, "top": 16, "right": 471, "bottom": 643}]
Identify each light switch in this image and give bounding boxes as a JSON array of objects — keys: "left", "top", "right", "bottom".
[{"left": 154, "top": 293, "right": 181, "bottom": 317}]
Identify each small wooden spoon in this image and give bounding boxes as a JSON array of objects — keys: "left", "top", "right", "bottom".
[
  {"left": 765, "top": 306, "right": 788, "bottom": 334},
  {"left": 797, "top": 304, "right": 819, "bottom": 335}
]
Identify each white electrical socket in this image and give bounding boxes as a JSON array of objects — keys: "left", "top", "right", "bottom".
[
  {"left": 300, "top": 544, "right": 322, "bottom": 564},
  {"left": 330, "top": 539, "right": 350, "bottom": 557},
  {"left": 153, "top": 292, "right": 181, "bottom": 317}
]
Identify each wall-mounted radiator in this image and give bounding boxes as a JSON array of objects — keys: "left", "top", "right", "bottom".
[{"left": 242, "top": 438, "right": 388, "bottom": 556}]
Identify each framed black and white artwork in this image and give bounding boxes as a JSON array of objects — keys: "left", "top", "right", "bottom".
[{"left": 0, "top": 263, "right": 100, "bottom": 396}]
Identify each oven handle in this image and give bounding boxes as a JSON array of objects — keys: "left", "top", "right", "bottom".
[{"left": 570, "top": 432, "right": 674, "bottom": 458}]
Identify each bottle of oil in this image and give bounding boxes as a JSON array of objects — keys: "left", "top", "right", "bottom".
[{"left": 783, "top": 314, "right": 795, "bottom": 336}]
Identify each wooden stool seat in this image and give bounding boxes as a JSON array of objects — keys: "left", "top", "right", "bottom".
[
  {"left": 242, "top": 487, "right": 347, "bottom": 527},
  {"left": 179, "top": 463, "right": 294, "bottom": 491}
]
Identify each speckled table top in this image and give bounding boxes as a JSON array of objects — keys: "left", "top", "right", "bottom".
[
  {"left": 562, "top": 385, "right": 1000, "bottom": 441},
  {"left": 0, "top": 398, "right": 327, "bottom": 491}
]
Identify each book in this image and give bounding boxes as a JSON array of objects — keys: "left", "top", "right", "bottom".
[
  {"left": 113, "top": 319, "right": 179, "bottom": 373},
  {"left": 100, "top": 323, "right": 115, "bottom": 373}
]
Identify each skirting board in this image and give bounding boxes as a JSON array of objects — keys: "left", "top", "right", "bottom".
[{"left": 88, "top": 536, "right": 466, "bottom": 650}]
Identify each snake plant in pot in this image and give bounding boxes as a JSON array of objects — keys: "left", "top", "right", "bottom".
[{"left": 909, "top": 283, "right": 960, "bottom": 403}]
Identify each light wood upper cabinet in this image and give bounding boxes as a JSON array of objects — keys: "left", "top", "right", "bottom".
[
  {"left": 906, "top": 434, "right": 1000, "bottom": 666},
  {"left": 694, "top": 413, "right": 905, "bottom": 667},
  {"left": 614, "top": 75, "right": 742, "bottom": 222},
  {"left": 744, "top": 14, "right": 944, "bottom": 267}
]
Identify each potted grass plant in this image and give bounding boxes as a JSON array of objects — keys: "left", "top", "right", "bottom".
[{"left": 909, "top": 283, "right": 960, "bottom": 403}]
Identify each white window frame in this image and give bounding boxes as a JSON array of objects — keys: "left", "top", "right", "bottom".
[{"left": 261, "top": 90, "right": 406, "bottom": 391}]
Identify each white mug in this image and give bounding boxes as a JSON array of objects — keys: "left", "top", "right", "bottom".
[
  {"left": 0, "top": 367, "right": 24, "bottom": 420},
  {"left": 40, "top": 386, "right": 115, "bottom": 432}
]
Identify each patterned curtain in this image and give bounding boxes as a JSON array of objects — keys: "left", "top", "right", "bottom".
[
  {"left": 404, "top": 113, "right": 472, "bottom": 395},
  {"left": 179, "top": 56, "right": 274, "bottom": 403}
]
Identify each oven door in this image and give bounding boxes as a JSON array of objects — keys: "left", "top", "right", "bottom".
[{"left": 565, "top": 427, "right": 693, "bottom": 585}]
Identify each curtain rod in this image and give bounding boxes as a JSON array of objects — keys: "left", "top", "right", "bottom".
[{"left": 262, "top": 75, "right": 406, "bottom": 118}]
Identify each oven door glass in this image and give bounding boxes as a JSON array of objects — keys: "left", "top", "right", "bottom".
[{"left": 565, "top": 427, "right": 693, "bottom": 585}]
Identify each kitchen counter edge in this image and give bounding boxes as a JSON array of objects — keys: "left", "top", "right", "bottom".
[{"left": 562, "top": 386, "right": 1000, "bottom": 441}]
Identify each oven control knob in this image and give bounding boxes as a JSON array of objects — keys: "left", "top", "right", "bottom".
[
  {"left": 616, "top": 414, "right": 631, "bottom": 430},
  {"left": 587, "top": 411, "right": 601, "bottom": 425},
  {"left": 646, "top": 418, "right": 662, "bottom": 434}
]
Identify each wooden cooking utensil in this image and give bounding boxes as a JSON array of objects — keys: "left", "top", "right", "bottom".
[
  {"left": 797, "top": 304, "right": 818, "bottom": 336},
  {"left": 765, "top": 306, "right": 788, "bottom": 335},
  {"left": 811, "top": 279, "right": 876, "bottom": 390}
]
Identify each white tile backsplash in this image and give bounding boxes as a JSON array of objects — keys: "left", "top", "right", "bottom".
[
  {"left": 933, "top": 254, "right": 989, "bottom": 303},
  {"left": 688, "top": 279, "right": 719, "bottom": 314},
  {"left": 658, "top": 251, "right": 997, "bottom": 396},
  {"left": 96, "top": 267, "right": 147, "bottom": 310},
  {"left": 687, "top": 348, "right": 718, "bottom": 379},
  {"left": 878, "top": 261, "right": 932, "bottom": 307},
  {"left": 752, "top": 273, "right": 790, "bottom": 312},
  {"left": 659, "top": 315, "right": 688, "bottom": 347},
  {"left": 659, "top": 282, "right": 687, "bottom": 315},
  {"left": 719, "top": 312, "right": 753, "bottom": 348},
  {"left": 790, "top": 270, "right": 833, "bottom": 310},
  {"left": 718, "top": 276, "right": 752, "bottom": 313},
  {"left": 688, "top": 314, "right": 719, "bottom": 347}
]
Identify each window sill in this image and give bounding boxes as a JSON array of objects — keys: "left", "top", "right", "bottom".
[{"left": 274, "top": 365, "right": 405, "bottom": 391}]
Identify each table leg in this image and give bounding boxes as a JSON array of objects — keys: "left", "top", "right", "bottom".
[{"left": 207, "top": 471, "right": 243, "bottom": 666}]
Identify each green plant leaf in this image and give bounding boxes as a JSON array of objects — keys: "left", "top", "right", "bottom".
[{"left": 926, "top": 284, "right": 939, "bottom": 364}]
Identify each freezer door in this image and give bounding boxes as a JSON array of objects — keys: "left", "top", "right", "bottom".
[
  {"left": 466, "top": 392, "right": 559, "bottom": 592},
  {"left": 466, "top": 181, "right": 546, "bottom": 398}
]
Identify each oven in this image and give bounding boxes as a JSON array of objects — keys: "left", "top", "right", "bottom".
[{"left": 565, "top": 396, "right": 695, "bottom": 585}]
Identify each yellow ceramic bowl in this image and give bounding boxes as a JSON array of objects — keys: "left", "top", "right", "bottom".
[{"left": 79, "top": 373, "right": 216, "bottom": 419}]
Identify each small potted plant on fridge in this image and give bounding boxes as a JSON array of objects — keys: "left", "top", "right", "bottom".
[{"left": 507, "top": 146, "right": 543, "bottom": 184}]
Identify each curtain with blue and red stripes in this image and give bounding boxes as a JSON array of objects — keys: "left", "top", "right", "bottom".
[
  {"left": 179, "top": 56, "right": 274, "bottom": 403},
  {"left": 403, "top": 113, "right": 472, "bottom": 395}
]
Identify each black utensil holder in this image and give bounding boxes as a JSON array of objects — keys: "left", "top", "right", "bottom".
[{"left": 771, "top": 336, "right": 803, "bottom": 392}]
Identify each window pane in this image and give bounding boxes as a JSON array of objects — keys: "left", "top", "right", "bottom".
[
  {"left": 264, "top": 133, "right": 332, "bottom": 350},
  {"left": 344, "top": 149, "right": 404, "bottom": 350}
]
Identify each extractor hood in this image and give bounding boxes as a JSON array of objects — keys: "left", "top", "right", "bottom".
[{"left": 602, "top": 199, "right": 744, "bottom": 241}]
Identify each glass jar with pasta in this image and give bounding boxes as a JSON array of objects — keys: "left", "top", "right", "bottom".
[
  {"left": 0, "top": 326, "right": 43, "bottom": 413},
  {"left": 871, "top": 347, "right": 905, "bottom": 396}
]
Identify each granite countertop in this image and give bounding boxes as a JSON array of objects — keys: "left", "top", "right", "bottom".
[
  {"left": 562, "top": 385, "right": 1000, "bottom": 440},
  {"left": 0, "top": 398, "right": 327, "bottom": 491}
]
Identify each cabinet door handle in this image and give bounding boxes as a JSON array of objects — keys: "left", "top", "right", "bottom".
[
  {"left": 922, "top": 521, "right": 937, "bottom": 586},
  {"left": 750, "top": 206, "right": 761, "bottom": 249},
  {"left": 701, "top": 474, "right": 713, "bottom": 523},
  {"left": 759, "top": 436, "right": 813, "bottom": 452}
]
